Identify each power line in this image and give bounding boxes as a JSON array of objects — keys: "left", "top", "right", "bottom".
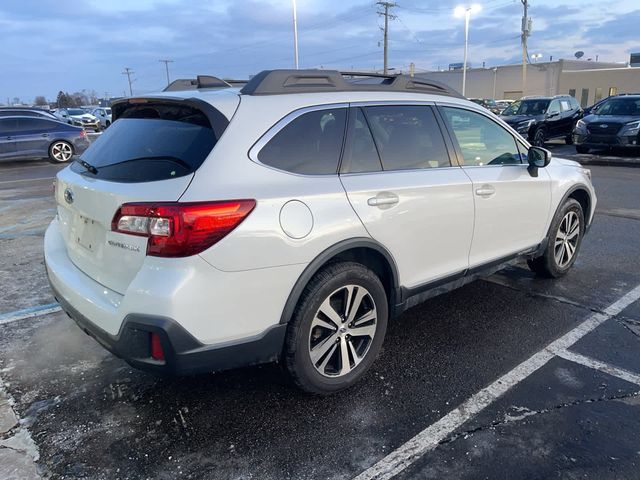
[{"left": 158, "top": 59, "right": 174, "bottom": 86}]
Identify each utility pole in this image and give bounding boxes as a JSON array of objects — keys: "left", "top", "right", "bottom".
[
  {"left": 377, "top": 1, "right": 396, "bottom": 75},
  {"left": 122, "top": 67, "right": 134, "bottom": 96},
  {"left": 521, "top": 0, "right": 530, "bottom": 96},
  {"left": 159, "top": 59, "right": 174, "bottom": 86}
]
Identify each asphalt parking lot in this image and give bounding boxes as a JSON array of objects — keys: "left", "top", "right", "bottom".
[{"left": 0, "top": 145, "right": 639, "bottom": 479}]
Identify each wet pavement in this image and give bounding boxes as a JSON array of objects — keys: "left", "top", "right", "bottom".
[{"left": 0, "top": 157, "right": 639, "bottom": 479}]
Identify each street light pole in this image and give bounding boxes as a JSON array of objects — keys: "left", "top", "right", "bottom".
[
  {"left": 462, "top": 9, "right": 470, "bottom": 96},
  {"left": 292, "top": 0, "right": 299, "bottom": 69},
  {"left": 493, "top": 67, "right": 498, "bottom": 99},
  {"left": 455, "top": 5, "right": 481, "bottom": 97}
]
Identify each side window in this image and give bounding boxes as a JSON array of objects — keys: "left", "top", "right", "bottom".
[
  {"left": 342, "top": 108, "right": 382, "bottom": 173},
  {"left": 569, "top": 97, "right": 580, "bottom": 110},
  {"left": 560, "top": 100, "right": 571, "bottom": 112},
  {"left": 258, "top": 108, "right": 347, "bottom": 175},
  {"left": 16, "top": 118, "right": 40, "bottom": 131},
  {"left": 362, "top": 105, "right": 450, "bottom": 171},
  {"left": 0, "top": 119, "right": 18, "bottom": 134},
  {"left": 548, "top": 100, "right": 561, "bottom": 115},
  {"left": 442, "top": 107, "right": 523, "bottom": 166}
]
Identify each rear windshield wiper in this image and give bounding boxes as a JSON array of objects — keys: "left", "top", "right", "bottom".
[
  {"left": 77, "top": 159, "right": 98, "bottom": 174},
  {"left": 98, "top": 155, "right": 192, "bottom": 170}
]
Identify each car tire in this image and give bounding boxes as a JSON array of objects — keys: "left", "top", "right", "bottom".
[
  {"left": 283, "top": 262, "right": 388, "bottom": 395},
  {"left": 105, "top": 120, "right": 111, "bottom": 128},
  {"left": 565, "top": 135, "right": 574, "bottom": 145},
  {"left": 527, "top": 198, "right": 585, "bottom": 278},
  {"left": 48, "top": 141, "right": 74, "bottom": 163},
  {"left": 576, "top": 145, "right": 589, "bottom": 154},
  {"left": 532, "top": 127, "right": 546, "bottom": 147}
]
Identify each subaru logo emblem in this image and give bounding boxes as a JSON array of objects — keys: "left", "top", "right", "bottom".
[
  {"left": 599, "top": 124, "right": 609, "bottom": 129},
  {"left": 64, "top": 188, "right": 74, "bottom": 204}
]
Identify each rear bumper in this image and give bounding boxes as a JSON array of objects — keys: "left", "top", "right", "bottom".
[
  {"left": 44, "top": 217, "right": 299, "bottom": 374},
  {"left": 50, "top": 280, "right": 286, "bottom": 375},
  {"left": 72, "top": 137, "right": 91, "bottom": 155}
]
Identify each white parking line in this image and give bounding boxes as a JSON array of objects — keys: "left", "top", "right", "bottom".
[
  {"left": 0, "top": 176, "right": 54, "bottom": 185},
  {"left": 554, "top": 349, "right": 640, "bottom": 386},
  {"left": 353, "top": 283, "right": 640, "bottom": 480},
  {"left": 0, "top": 303, "right": 61, "bottom": 326}
]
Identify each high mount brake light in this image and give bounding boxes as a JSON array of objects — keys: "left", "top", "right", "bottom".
[{"left": 111, "top": 200, "right": 256, "bottom": 257}]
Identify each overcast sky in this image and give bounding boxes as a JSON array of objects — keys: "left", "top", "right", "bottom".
[{"left": 1, "top": 0, "right": 639, "bottom": 102}]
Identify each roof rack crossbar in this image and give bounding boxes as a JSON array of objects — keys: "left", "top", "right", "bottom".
[{"left": 239, "top": 69, "right": 463, "bottom": 98}]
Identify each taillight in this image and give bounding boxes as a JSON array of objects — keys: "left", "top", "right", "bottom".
[
  {"left": 111, "top": 200, "right": 256, "bottom": 257},
  {"left": 80, "top": 129, "right": 87, "bottom": 138}
]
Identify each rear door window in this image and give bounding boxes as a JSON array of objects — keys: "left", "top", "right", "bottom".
[
  {"left": 16, "top": 118, "right": 52, "bottom": 131},
  {"left": 71, "top": 102, "right": 226, "bottom": 183},
  {"left": 362, "top": 105, "right": 451, "bottom": 170},
  {"left": 258, "top": 108, "right": 347, "bottom": 175}
]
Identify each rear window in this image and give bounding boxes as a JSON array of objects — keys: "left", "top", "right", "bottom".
[{"left": 72, "top": 102, "right": 223, "bottom": 183}]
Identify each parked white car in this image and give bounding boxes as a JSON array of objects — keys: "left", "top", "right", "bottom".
[
  {"left": 54, "top": 108, "right": 101, "bottom": 131},
  {"left": 45, "top": 70, "right": 596, "bottom": 394},
  {"left": 91, "top": 107, "right": 112, "bottom": 128}
]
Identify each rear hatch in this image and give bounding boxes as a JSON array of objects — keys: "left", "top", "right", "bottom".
[{"left": 55, "top": 97, "right": 234, "bottom": 294}]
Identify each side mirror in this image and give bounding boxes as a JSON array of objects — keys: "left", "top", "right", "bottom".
[
  {"left": 527, "top": 146, "right": 551, "bottom": 176},
  {"left": 547, "top": 111, "right": 560, "bottom": 118}
]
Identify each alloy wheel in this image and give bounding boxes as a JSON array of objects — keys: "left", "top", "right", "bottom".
[
  {"left": 51, "top": 142, "right": 73, "bottom": 162},
  {"left": 554, "top": 211, "right": 580, "bottom": 268},
  {"left": 308, "top": 284, "right": 377, "bottom": 378}
]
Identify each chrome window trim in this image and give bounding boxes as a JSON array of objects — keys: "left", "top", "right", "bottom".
[
  {"left": 248, "top": 103, "right": 349, "bottom": 177},
  {"left": 349, "top": 100, "right": 437, "bottom": 107},
  {"left": 339, "top": 165, "right": 463, "bottom": 177}
]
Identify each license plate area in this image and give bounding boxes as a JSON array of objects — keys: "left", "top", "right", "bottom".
[{"left": 75, "top": 215, "right": 100, "bottom": 252}]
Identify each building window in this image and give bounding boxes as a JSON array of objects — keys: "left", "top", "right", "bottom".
[
  {"left": 580, "top": 88, "right": 589, "bottom": 107},
  {"left": 568, "top": 89, "right": 576, "bottom": 98},
  {"left": 595, "top": 88, "right": 603, "bottom": 103},
  {"left": 609, "top": 87, "right": 618, "bottom": 96}
]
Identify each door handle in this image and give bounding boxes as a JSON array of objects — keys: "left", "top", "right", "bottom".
[
  {"left": 475, "top": 185, "right": 496, "bottom": 197},
  {"left": 41, "top": 133, "right": 49, "bottom": 137},
  {"left": 5, "top": 136, "right": 12, "bottom": 140},
  {"left": 367, "top": 192, "right": 399, "bottom": 208}
]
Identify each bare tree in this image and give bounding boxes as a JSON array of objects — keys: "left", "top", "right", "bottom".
[{"left": 34, "top": 96, "right": 48, "bottom": 106}]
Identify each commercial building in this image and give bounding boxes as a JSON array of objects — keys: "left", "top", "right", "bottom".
[{"left": 416, "top": 59, "right": 640, "bottom": 106}]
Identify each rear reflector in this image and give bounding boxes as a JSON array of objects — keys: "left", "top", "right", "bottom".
[
  {"left": 150, "top": 332, "right": 165, "bottom": 361},
  {"left": 111, "top": 200, "right": 256, "bottom": 257}
]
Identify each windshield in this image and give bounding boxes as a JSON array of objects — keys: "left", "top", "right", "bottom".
[
  {"left": 593, "top": 97, "right": 640, "bottom": 116},
  {"left": 67, "top": 109, "right": 85, "bottom": 115},
  {"left": 502, "top": 99, "right": 550, "bottom": 116},
  {"left": 71, "top": 102, "right": 221, "bottom": 182}
]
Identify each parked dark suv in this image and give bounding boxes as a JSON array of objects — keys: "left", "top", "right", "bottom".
[
  {"left": 500, "top": 95, "right": 583, "bottom": 146},
  {"left": 573, "top": 95, "right": 640, "bottom": 153}
]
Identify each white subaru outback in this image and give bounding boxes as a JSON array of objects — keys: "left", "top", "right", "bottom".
[{"left": 45, "top": 70, "right": 596, "bottom": 394}]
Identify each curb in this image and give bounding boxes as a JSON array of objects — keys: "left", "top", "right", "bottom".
[{"left": 558, "top": 155, "right": 640, "bottom": 168}]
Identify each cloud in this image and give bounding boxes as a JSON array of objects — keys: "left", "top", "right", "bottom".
[{"left": 0, "top": 0, "right": 637, "bottom": 103}]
